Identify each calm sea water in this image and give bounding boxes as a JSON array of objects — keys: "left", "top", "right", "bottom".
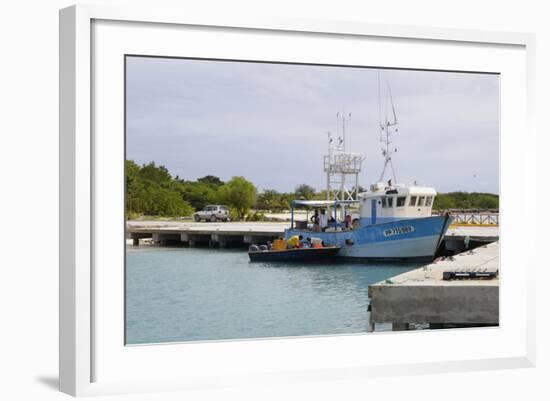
[{"left": 125, "top": 246, "right": 420, "bottom": 344}]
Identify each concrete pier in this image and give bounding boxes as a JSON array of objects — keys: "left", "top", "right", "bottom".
[
  {"left": 128, "top": 221, "right": 285, "bottom": 246},
  {"left": 442, "top": 225, "right": 499, "bottom": 254},
  {"left": 368, "top": 241, "right": 499, "bottom": 331},
  {"left": 127, "top": 220, "right": 498, "bottom": 249}
]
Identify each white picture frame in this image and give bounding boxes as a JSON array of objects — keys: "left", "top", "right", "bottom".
[{"left": 59, "top": 4, "right": 536, "bottom": 397}]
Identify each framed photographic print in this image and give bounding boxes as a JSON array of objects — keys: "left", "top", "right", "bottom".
[{"left": 59, "top": 4, "right": 536, "bottom": 396}]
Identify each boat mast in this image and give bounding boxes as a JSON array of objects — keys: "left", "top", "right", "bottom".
[
  {"left": 377, "top": 72, "right": 399, "bottom": 184},
  {"left": 323, "top": 112, "right": 362, "bottom": 202},
  {"left": 336, "top": 111, "right": 351, "bottom": 152}
]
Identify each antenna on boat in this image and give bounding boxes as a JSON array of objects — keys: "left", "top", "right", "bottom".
[
  {"left": 336, "top": 111, "right": 352, "bottom": 152},
  {"left": 377, "top": 71, "right": 399, "bottom": 184}
]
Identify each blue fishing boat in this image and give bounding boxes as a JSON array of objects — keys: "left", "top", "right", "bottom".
[
  {"left": 283, "top": 77, "right": 452, "bottom": 262},
  {"left": 285, "top": 195, "right": 451, "bottom": 262}
]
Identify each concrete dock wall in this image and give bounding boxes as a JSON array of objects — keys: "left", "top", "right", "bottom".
[
  {"left": 128, "top": 221, "right": 286, "bottom": 247},
  {"left": 368, "top": 241, "right": 500, "bottom": 330},
  {"left": 369, "top": 285, "right": 499, "bottom": 324}
]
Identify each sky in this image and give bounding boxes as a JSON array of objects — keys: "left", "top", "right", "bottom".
[{"left": 126, "top": 56, "right": 499, "bottom": 194}]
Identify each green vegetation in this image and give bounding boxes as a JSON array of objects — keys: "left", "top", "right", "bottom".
[
  {"left": 126, "top": 161, "right": 258, "bottom": 220},
  {"left": 433, "top": 192, "right": 499, "bottom": 210},
  {"left": 245, "top": 211, "right": 268, "bottom": 222},
  {"left": 126, "top": 161, "right": 194, "bottom": 217},
  {"left": 218, "top": 176, "right": 257, "bottom": 220},
  {"left": 175, "top": 178, "right": 222, "bottom": 211},
  {"left": 294, "top": 183, "right": 316, "bottom": 200},
  {"left": 255, "top": 190, "right": 292, "bottom": 212},
  {"left": 126, "top": 159, "right": 498, "bottom": 218}
]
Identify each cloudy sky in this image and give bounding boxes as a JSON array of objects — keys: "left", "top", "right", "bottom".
[{"left": 126, "top": 56, "right": 499, "bottom": 194}]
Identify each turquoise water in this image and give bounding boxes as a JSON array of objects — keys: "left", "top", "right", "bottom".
[{"left": 125, "top": 246, "right": 420, "bottom": 344}]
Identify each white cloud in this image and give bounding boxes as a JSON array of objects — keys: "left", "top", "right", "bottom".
[{"left": 126, "top": 56, "right": 499, "bottom": 194}]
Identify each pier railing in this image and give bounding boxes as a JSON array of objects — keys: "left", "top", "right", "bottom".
[{"left": 433, "top": 210, "right": 499, "bottom": 225}]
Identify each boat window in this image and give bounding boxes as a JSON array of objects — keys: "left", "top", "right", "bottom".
[
  {"left": 396, "top": 196, "right": 406, "bottom": 207},
  {"left": 418, "top": 196, "right": 426, "bottom": 207},
  {"left": 381, "top": 197, "right": 387, "bottom": 208},
  {"left": 387, "top": 197, "right": 394, "bottom": 208},
  {"left": 425, "top": 196, "right": 433, "bottom": 207},
  {"left": 409, "top": 196, "right": 417, "bottom": 206}
]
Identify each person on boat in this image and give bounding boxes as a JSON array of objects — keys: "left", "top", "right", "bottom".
[
  {"left": 344, "top": 214, "right": 352, "bottom": 230},
  {"left": 318, "top": 209, "right": 328, "bottom": 231},
  {"left": 286, "top": 234, "right": 303, "bottom": 249},
  {"left": 310, "top": 209, "right": 320, "bottom": 231}
]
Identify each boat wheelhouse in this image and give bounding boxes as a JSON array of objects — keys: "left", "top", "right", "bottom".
[{"left": 358, "top": 183, "right": 437, "bottom": 226}]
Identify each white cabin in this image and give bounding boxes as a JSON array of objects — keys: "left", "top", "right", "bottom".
[{"left": 358, "top": 182, "right": 436, "bottom": 224}]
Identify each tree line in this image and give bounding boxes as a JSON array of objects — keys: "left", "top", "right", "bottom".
[
  {"left": 126, "top": 160, "right": 255, "bottom": 220},
  {"left": 125, "top": 160, "right": 498, "bottom": 219},
  {"left": 432, "top": 192, "right": 499, "bottom": 210}
]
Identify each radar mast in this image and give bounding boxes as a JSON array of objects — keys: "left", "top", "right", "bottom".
[{"left": 377, "top": 71, "right": 399, "bottom": 184}]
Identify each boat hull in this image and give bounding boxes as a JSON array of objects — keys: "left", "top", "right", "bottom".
[
  {"left": 248, "top": 247, "right": 341, "bottom": 262},
  {"left": 285, "top": 215, "right": 452, "bottom": 261}
]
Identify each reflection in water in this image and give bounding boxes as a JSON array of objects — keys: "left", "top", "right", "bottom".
[{"left": 126, "top": 246, "right": 419, "bottom": 344}]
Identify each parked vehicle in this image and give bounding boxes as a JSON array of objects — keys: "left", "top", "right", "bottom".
[{"left": 193, "top": 205, "right": 231, "bottom": 222}]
